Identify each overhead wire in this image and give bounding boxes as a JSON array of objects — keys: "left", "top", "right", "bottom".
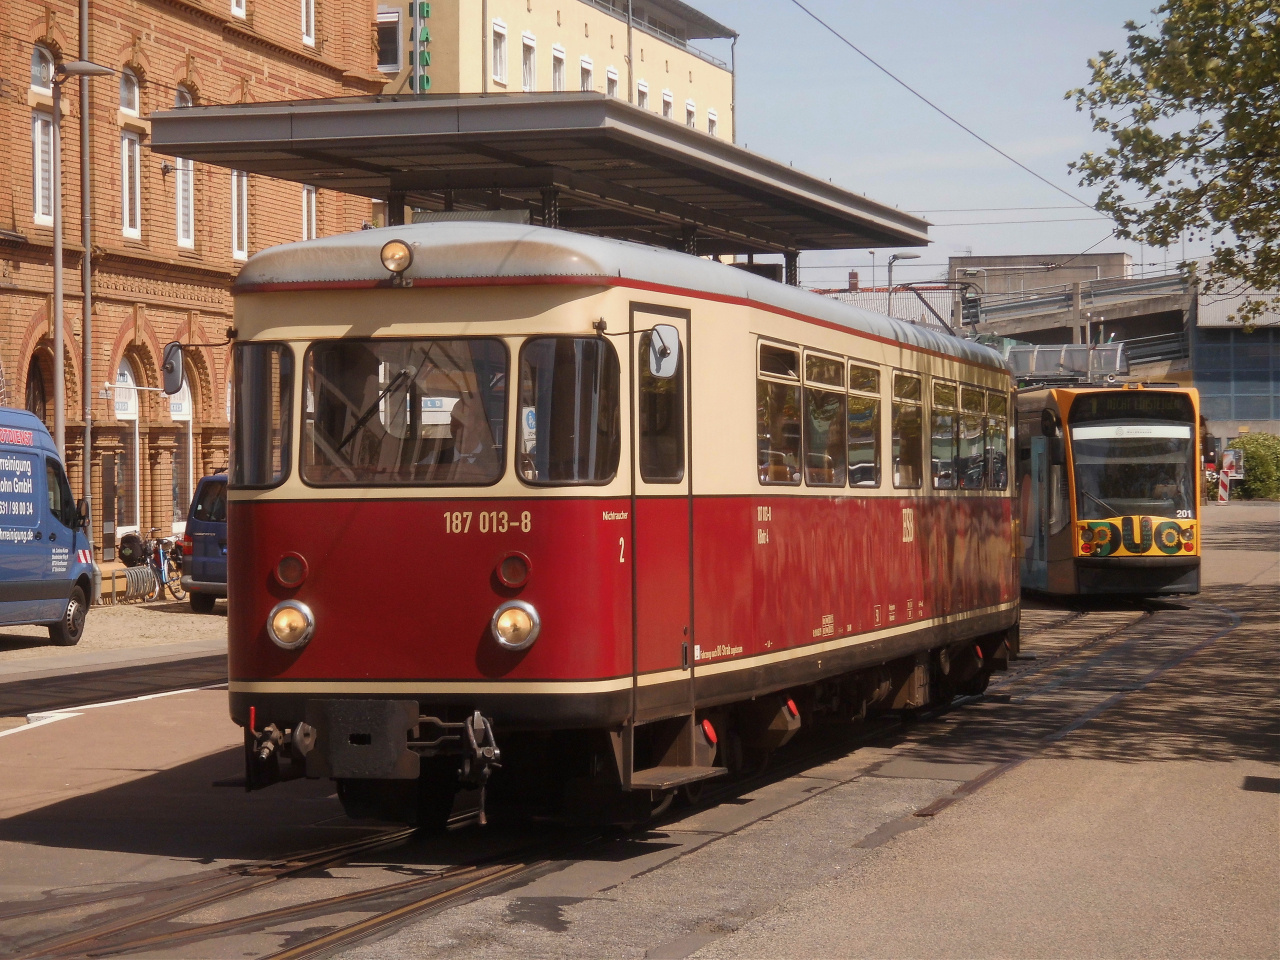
[{"left": 787, "top": 0, "right": 1104, "bottom": 216}]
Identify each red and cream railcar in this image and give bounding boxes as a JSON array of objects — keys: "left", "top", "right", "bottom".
[{"left": 224, "top": 222, "right": 1018, "bottom": 823}]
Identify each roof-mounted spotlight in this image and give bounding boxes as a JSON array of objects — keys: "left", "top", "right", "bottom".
[{"left": 380, "top": 239, "right": 414, "bottom": 286}]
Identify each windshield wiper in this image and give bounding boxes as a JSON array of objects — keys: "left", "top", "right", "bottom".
[
  {"left": 337, "top": 368, "right": 413, "bottom": 452},
  {"left": 1082, "top": 489, "right": 1122, "bottom": 517}
]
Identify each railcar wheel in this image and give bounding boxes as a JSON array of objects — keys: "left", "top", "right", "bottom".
[
  {"left": 189, "top": 592, "right": 216, "bottom": 614},
  {"left": 48, "top": 586, "right": 87, "bottom": 646},
  {"left": 957, "top": 670, "right": 991, "bottom": 697},
  {"left": 415, "top": 758, "right": 460, "bottom": 832}
]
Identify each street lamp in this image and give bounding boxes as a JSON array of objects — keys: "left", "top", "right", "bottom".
[
  {"left": 50, "top": 59, "right": 113, "bottom": 460},
  {"left": 886, "top": 252, "right": 920, "bottom": 316}
]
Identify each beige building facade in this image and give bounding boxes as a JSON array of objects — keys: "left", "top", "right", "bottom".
[{"left": 374, "top": 0, "right": 735, "bottom": 141}]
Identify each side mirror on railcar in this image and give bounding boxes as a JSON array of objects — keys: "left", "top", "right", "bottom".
[
  {"left": 161, "top": 341, "right": 185, "bottom": 396},
  {"left": 648, "top": 324, "right": 680, "bottom": 379}
]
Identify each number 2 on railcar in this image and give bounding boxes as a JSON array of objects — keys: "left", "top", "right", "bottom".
[
  {"left": 195, "top": 222, "right": 1020, "bottom": 826},
  {"left": 1015, "top": 383, "right": 1201, "bottom": 596}
]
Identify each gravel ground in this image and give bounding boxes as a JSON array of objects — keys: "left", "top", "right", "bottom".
[{"left": 0, "top": 597, "right": 226, "bottom": 665}]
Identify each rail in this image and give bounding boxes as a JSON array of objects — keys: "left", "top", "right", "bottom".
[{"left": 581, "top": 0, "right": 731, "bottom": 69}]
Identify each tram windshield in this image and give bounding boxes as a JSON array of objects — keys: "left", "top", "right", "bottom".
[
  {"left": 302, "top": 338, "right": 507, "bottom": 486},
  {"left": 1070, "top": 423, "right": 1196, "bottom": 520}
]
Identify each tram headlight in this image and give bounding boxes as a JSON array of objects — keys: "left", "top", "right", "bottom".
[
  {"left": 380, "top": 239, "right": 413, "bottom": 275},
  {"left": 1181, "top": 526, "right": 1195, "bottom": 542},
  {"left": 1080, "top": 527, "right": 1095, "bottom": 544},
  {"left": 490, "top": 600, "right": 540, "bottom": 651},
  {"left": 267, "top": 600, "right": 315, "bottom": 651}
]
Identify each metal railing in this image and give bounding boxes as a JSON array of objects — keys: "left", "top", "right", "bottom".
[
  {"left": 581, "top": 0, "right": 731, "bottom": 69},
  {"left": 1122, "top": 330, "right": 1190, "bottom": 365},
  {"left": 975, "top": 272, "right": 1189, "bottom": 322}
]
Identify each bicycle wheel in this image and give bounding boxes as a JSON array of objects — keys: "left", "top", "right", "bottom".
[
  {"left": 143, "top": 565, "right": 162, "bottom": 602},
  {"left": 165, "top": 554, "right": 186, "bottom": 600}
]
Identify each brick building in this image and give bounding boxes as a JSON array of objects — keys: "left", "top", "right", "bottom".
[{"left": 2, "top": 0, "right": 383, "bottom": 557}]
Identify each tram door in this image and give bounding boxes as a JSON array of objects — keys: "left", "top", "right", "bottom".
[
  {"left": 1023, "top": 436, "right": 1049, "bottom": 590},
  {"left": 631, "top": 311, "right": 694, "bottom": 721}
]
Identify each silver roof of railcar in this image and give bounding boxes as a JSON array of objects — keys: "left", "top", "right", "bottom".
[{"left": 235, "top": 222, "right": 1006, "bottom": 371}]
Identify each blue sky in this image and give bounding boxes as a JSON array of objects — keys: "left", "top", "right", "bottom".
[{"left": 690, "top": 1, "right": 1208, "bottom": 286}]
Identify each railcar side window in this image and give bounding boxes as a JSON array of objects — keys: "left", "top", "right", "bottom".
[
  {"left": 232, "top": 343, "right": 293, "bottom": 487},
  {"left": 892, "top": 372, "right": 923, "bottom": 489},
  {"left": 638, "top": 330, "right": 684, "bottom": 482},
  {"left": 518, "top": 337, "right": 620, "bottom": 484},
  {"left": 757, "top": 342, "right": 801, "bottom": 485},
  {"left": 986, "top": 391, "right": 1009, "bottom": 490},
  {"left": 302, "top": 338, "right": 507, "bottom": 486},
  {"left": 958, "top": 385, "right": 986, "bottom": 489},
  {"left": 803, "top": 352, "right": 845, "bottom": 487},
  {"left": 931, "top": 381, "right": 958, "bottom": 490},
  {"left": 848, "top": 363, "right": 880, "bottom": 487}
]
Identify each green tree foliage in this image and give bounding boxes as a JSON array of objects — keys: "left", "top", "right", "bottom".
[
  {"left": 1069, "top": 1, "right": 1279, "bottom": 324},
  {"left": 1231, "top": 432, "right": 1280, "bottom": 499}
]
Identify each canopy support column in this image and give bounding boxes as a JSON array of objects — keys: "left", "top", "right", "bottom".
[
  {"left": 785, "top": 251, "right": 799, "bottom": 286},
  {"left": 541, "top": 187, "right": 560, "bottom": 228},
  {"left": 387, "top": 190, "right": 406, "bottom": 226}
]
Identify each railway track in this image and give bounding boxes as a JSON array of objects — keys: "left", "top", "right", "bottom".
[{"left": 2, "top": 598, "right": 1235, "bottom": 960}]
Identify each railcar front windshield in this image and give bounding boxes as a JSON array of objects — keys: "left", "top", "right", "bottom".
[
  {"left": 1070, "top": 423, "right": 1196, "bottom": 520},
  {"left": 302, "top": 338, "right": 507, "bottom": 486}
]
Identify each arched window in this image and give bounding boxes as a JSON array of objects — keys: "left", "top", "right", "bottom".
[
  {"left": 31, "top": 47, "right": 55, "bottom": 224},
  {"left": 170, "top": 376, "right": 194, "bottom": 530},
  {"left": 31, "top": 45, "right": 54, "bottom": 92},
  {"left": 119, "top": 68, "right": 139, "bottom": 114},
  {"left": 175, "top": 87, "right": 195, "bottom": 247},
  {"left": 25, "top": 355, "right": 48, "bottom": 422},
  {"left": 114, "top": 359, "right": 141, "bottom": 533}
]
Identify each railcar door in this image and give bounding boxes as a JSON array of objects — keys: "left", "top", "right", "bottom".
[
  {"left": 1022, "top": 436, "right": 1049, "bottom": 590},
  {"left": 630, "top": 309, "right": 694, "bottom": 722}
]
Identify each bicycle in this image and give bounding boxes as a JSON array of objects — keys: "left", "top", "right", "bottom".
[{"left": 142, "top": 527, "right": 187, "bottom": 602}]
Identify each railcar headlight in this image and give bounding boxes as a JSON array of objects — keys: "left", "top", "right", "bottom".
[
  {"left": 1080, "top": 527, "right": 1095, "bottom": 543},
  {"left": 1181, "top": 526, "right": 1195, "bottom": 542},
  {"left": 267, "top": 600, "right": 315, "bottom": 650},
  {"left": 380, "top": 239, "right": 413, "bottom": 274},
  {"left": 491, "top": 600, "right": 540, "bottom": 651}
]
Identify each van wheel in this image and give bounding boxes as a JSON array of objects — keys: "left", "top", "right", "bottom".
[
  {"left": 49, "top": 587, "right": 87, "bottom": 646},
  {"left": 189, "top": 592, "right": 216, "bottom": 614}
]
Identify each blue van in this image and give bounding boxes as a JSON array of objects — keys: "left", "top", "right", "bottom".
[
  {"left": 0, "top": 407, "right": 94, "bottom": 645},
  {"left": 181, "top": 472, "right": 227, "bottom": 614}
]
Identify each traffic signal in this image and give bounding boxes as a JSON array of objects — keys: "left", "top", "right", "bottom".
[{"left": 961, "top": 295, "right": 980, "bottom": 325}]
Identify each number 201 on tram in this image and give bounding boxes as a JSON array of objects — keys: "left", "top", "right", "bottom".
[{"left": 215, "top": 222, "right": 1019, "bottom": 825}]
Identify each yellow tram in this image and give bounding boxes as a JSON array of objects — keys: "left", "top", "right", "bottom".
[{"left": 1016, "top": 383, "right": 1201, "bottom": 596}]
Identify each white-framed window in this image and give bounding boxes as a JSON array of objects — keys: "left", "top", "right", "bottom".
[
  {"left": 231, "top": 169, "right": 249, "bottom": 260},
  {"left": 636, "top": 80, "right": 649, "bottom": 110},
  {"left": 579, "top": 56, "right": 593, "bottom": 92},
  {"left": 377, "top": 9, "right": 401, "bottom": 72},
  {"left": 32, "top": 112, "right": 54, "bottom": 225},
  {"left": 31, "top": 45, "right": 54, "bottom": 93},
  {"left": 114, "top": 359, "right": 141, "bottom": 535},
  {"left": 119, "top": 68, "right": 140, "bottom": 115},
  {"left": 522, "top": 33, "right": 536, "bottom": 91},
  {"left": 661, "top": 90, "right": 673, "bottom": 119},
  {"left": 231, "top": 0, "right": 246, "bottom": 18},
  {"left": 121, "top": 131, "right": 142, "bottom": 238},
  {"left": 302, "top": 184, "right": 317, "bottom": 240},
  {"left": 551, "top": 45, "right": 565, "bottom": 91},
  {"left": 707, "top": 108, "right": 718, "bottom": 138},
  {"left": 491, "top": 20, "right": 507, "bottom": 84},
  {"left": 301, "top": 0, "right": 315, "bottom": 46},
  {"left": 685, "top": 99, "right": 696, "bottom": 129},
  {"left": 170, "top": 378, "right": 193, "bottom": 532},
  {"left": 175, "top": 88, "right": 194, "bottom": 248},
  {"left": 606, "top": 66, "right": 618, "bottom": 98}
]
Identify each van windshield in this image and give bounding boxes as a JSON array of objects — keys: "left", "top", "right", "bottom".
[{"left": 302, "top": 338, "right": 507, "bottom": 486}]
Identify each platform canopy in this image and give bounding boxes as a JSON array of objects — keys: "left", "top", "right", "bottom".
[{"left": 150, "top": 92, "right": 929, "bottom": 258}]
